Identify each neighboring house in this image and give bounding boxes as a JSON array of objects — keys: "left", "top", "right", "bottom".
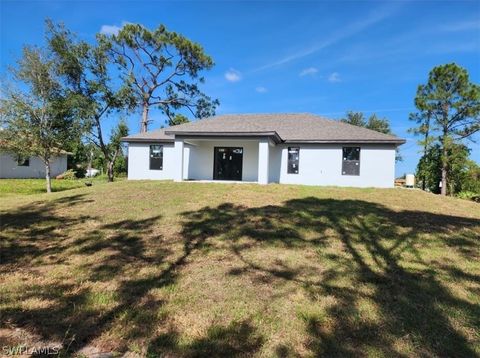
[
  {"left": 0, "top": 152, "right": 68, "bottom": 179},
  {"left": 122, "top": 113, "right": 405, "bottom": 188}
]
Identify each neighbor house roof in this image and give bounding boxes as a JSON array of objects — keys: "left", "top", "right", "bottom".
[{"left": 122, "top": 113, "right": 406, "bottom": 144}]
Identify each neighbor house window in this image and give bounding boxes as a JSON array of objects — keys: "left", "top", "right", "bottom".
[
  {"left": 288, "top": 147, "right": 300, "bottom": 174},
  {"left": 149, "top": 145, "right": 163, "bottom": 170},
  {"left": 17, "top": 156, "right": 30, "bottom": 167},
  {"left": 342, "top": 147, "right": 360, "bottom": 176}
]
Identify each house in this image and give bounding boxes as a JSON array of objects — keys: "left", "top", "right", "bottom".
[
  {"left": 122, "top": 113, "right": 405, "bottom": 188},
  {"left": 0, "top": 152, "right": 68, "bottom": 179}
]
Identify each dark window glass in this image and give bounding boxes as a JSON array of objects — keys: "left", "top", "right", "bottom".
[
  {"left": 149, "top": 145, "right": 163, "bottom": 170},
  {"left": 17, "top": 156, "right": 30, "bottom": 167},
  {"left": 287, "top": 147, "right": 300, "bottom": 174},
  {"left": 342, "top": 147, "right": 360, "bottom": 176}
]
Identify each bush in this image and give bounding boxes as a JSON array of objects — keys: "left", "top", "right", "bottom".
[
  {"left": 457, "top": 191, "right": 480, "bottom": 202},
  {"left": 56, "top": 169, "right": 77, "bottom": 180}
]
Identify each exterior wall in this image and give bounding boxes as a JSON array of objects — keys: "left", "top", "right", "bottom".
[
  {"left": 0, "top": 153, "right": 67, "bottom": 179},
  {"left": 187, "top": 140, "right": 259, "bottom": 181},
  {"left": 277, "top": 144, "right": 396, "bottom": 188},
  {"left": 268, "top": 144, "right": 282, "bottom": 183},
  {"left": 126, "top": 141, "right": 396, "bottom": 188},
  {"left": 127, "top": 142, "right": 190, "bottom": 180}
]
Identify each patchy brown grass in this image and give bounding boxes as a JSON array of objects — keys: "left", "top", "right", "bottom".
[{"left": 1, "top": 181, "right": 479, "bottom": 357}]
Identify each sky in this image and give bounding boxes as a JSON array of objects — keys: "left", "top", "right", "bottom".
[{"left": 1, "top": 0, "right": 479, "bottom": 176}]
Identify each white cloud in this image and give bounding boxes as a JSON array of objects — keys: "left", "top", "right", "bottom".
[
  {"left": 100, "top": 21, "right": 131, "bottom": 36},
  {"left": 328, "top": 72, "right": 341, "bottom": 83},
  {"left": 254, "top": 2, "right": 403, "bottom": 71},
  {"left": 299, "top": 67, "right": 319, "bottom": 77},
  {"left": 100, "top": 24, "right": 121, "bottom": 36},
  {"left": 225, "top": 69, "right": 242, "bottom": 82},
  {"left": 255, "top": 86, "right": 267, "bottom": 93}
]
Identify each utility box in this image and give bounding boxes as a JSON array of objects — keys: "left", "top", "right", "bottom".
[{"left": 405, "top": 174, "right": 415, "bottom": 188}]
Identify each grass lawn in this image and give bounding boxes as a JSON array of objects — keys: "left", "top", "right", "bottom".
[
  {"left": 0, "top": 179, "right": 85, "bottom": 196},
  {"left": 0, "top": 181, "right": 479, "bottom": 357},
  {"left": 0, "top": 176, "right": 124, "bottom": 196}
]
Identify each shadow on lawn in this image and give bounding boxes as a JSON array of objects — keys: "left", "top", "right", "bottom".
[
  {"left": 1, "top": 194, "right": 479, "bottom": 357},
  {"left": 0, "top": 194, "right": 94, "bottom": 267},
  {"left": 0, "top": 193, "right": 213, "bottom": 355},
  {"left": 176, "top": 197, "right": 480, "bottom": 357}
]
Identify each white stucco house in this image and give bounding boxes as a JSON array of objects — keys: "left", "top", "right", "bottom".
[
  {"left": 122, "top": 113, "right": 405, "bottom": 188},
  {"left": 0, "top": 152, "right": 68, "bottom": 179}
]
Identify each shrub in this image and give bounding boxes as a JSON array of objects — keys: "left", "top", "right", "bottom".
[
  {"left": 56, "top": 169, "right": 77, "bottom": 180},
  {"left": 457, "top": 191, "right": 480, "bottom": 202}
]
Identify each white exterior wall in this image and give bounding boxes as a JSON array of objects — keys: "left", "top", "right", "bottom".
[
  {"left": 0, "top": 153, "right": 67, "bottom": 179},
  {"left": 126, "top": 141, "right": 396, "bottom": 188},
  {"left": 277, "top": 144, "right": 396, "bottom": 188},
  {"left": 127, "top": 142, "right": 190, "bottom": 180}
]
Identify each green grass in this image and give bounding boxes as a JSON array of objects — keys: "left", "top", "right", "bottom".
[
  {"left": 0, "top": 181, "right": 479, "bottom": 357},
  {"left": 0, "top": 178, "right": 84, "bottom": 196},
  {"left": 0, "top": 176, "right": 124, "bottom": 196}
]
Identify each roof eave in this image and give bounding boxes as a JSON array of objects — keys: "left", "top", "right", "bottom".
[
  {"left": 283, "top": 139, "right": 406, "bottom": 145},
  {"left": 120, "top": 137, "right": 174, "bottom": 143},
  {"left": 165, "top": 131, "right": 282, "bottom": 144}
]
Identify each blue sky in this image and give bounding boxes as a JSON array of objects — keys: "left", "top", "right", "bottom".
[{"left": 1, "top": 0, "right": 479, "bottom": 176}]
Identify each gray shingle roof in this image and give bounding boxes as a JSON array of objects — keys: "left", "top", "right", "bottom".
[{"left": 122, "top": 113, "right": 405, "bottom": 144}]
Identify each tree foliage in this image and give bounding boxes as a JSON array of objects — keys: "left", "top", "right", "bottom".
[
  {"left": 46, "top": 20, "right": 134, "bottom": 182},
  {"left": 99, "top": 23, "right": 219, "bottom": 132},
  {"left": 416, "top": 142, "right": 477, "bottom": 195},
  {"left": 410, "top": 63, "right": 480, "bottom": 195},
  {"left": 341, "top": 111, "right": 394, "bottom": 134},
  {"left": 0, "top": 46, "right": 82, "bottom": 192},
  {"left": 168, "top": 113, "right": 190, "bottom": 126}
]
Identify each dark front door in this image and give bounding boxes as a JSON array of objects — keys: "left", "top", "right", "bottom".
[{"left": 213, "top": 147, "right": 243, "bottom": 181}]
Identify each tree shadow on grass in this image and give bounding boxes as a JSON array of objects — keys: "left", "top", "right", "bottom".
[
  {"left": 180, "top": 197, "right": 480, "bottom": 357},
  {"left": 0, "top": 194, "right": 94, "bottom": 267},
  {"left": 147, "top": 320, "right": 264, "bottom": 358},
  {"left": 0, "top": 191, "right": 215, "bottom": 355},
  {"left": 1, "top": 193, "right": 479, "bottom": 357}
]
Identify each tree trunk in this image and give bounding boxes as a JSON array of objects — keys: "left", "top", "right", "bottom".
[
  {"left": 441, "top": 140, "right": 447, "bottom": 196},
  {"left": 45, "top": 161, "right": 52, "bottom": 193},
  {"left": 107, "top": 161, "right": 114, "bottom": 182},
  {"left": 141, "top": 103, "right": 149, "bottom": 133}
]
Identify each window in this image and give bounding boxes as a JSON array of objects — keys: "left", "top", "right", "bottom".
[
  {"left": 17, "top": 156, "right": 30, "bottom": 167},
  {"left": 287, "top": 147, "right": 300, "bottom": 174},
  {"left": 342, "top": 147, "right": 360, "bottom": 176},
  {"left": 149, "top": 145, "right": 163, "bottom": 170}
]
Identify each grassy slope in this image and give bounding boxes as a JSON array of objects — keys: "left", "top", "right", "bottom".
[
  {"left": 0, "top": 181, "right": 479, "bottom": 357},
  {"left": 0, "top": 179, "right": 84, "bottom": 196}
]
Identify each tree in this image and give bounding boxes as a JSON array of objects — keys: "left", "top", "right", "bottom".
[
  {"left": 168, "top": 113, "right": 189, "bottom": 126},
  {"left": 99, "top": 23, "right": 219, "bottom": 132},
  {"left": 415, "top": 142, "right": 471, "bottom": 195},
  {"left": 410, "top": 63, "right": 480, "bottom": 195},
  {"left": 0, "top": 46, "right": 82, "bottom": 193},
  {"left": 342, "top": 111, "right": 393, "bottom": 134},
  {"left": 409, "top": 110, "right": 433, "bottom": 190},
  {"left": 106, "top": 121, "right": 129, "bottom": 180},
  {"left": 47, "top": 20, "right": 134, "bottom": 182},
  {"left": 341, "top": 111, "right": 402, "bottom": 161},
  {"left": 341, "top": 111, "right": 366, "bottom": 127}
]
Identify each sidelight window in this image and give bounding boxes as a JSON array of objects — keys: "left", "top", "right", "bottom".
[{"left": 288, "top": 147, "right": 300, "bottom": 174}]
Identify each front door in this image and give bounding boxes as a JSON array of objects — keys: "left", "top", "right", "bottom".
[{"left": 213, "top": 147, "right": 243, "bottom": 181}]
